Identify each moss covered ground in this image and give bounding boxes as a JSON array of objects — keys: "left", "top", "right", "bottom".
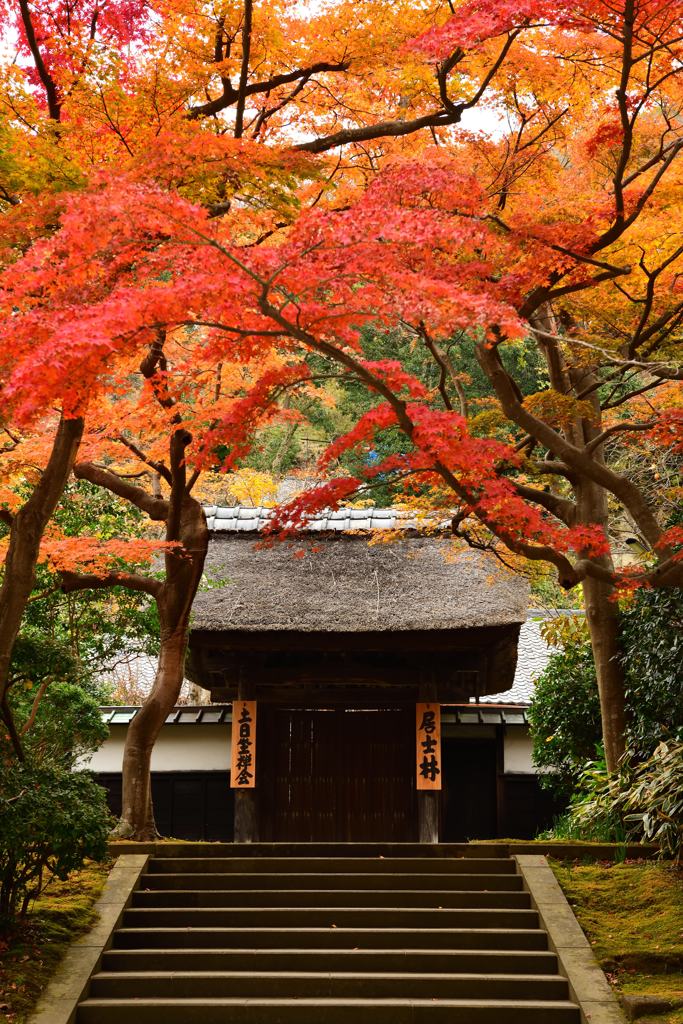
[
  {"left": 551, "top": 861, "right": 683, "bottom": 1023},
  {"left": 0, "top": 862, "right": 109, "bottom": 1023}
]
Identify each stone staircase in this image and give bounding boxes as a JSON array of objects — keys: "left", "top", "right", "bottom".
[{"left": 77, "top": 844, "right": 581, "bottom": 1023}]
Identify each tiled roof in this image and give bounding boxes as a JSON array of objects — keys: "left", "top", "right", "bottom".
[
  {"left": 100, "top": 705, "right": 231, "bottom": 726},
  {"left": 476, "top": 614, "right": 553, "bottom": 706},
  {"left": 100, "top": 704, "right": 529, "bottom": 726},
  {"left": 203, "top": 505, "right": 444, "bottom": 533}
]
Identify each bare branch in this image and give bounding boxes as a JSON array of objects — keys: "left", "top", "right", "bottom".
[
  {"left": 117, "top": 435, "right": 172, "bottom": 485},
  {"left": 531, "top": 460, "right": 577, "bottom": 478},
  {"left": 296, "top": 110, "right": 463, "bottom": 154},
  {"left": 17, "top": 0, "right": 61, "bottom": 121},
  {"left": 1, "top": 695, "right": 24, "bottom": 760},
  {"left": 475, "top": 341, "right": 665, "bottom": 550},
  {"left": 234, "top": 0, "right": 253, "bottom": 139},
  {"left": 584, "top": 419, "right": 657, "bottom": 455},
  {"left": 20, "top": 679, "right": 51, "bottom": 735},
  {"left": 73, "top": 462, "right": 169, "bottom": 520},
  {"left": 513, "top": 483, "right": 576, "bottom": 524},
  {"left": 188, "top": 60, "right": 351, "bottom": 119},
  {"left": 419, "top": 325, "right": 453, "bottom": 411},
  {"left": 61, "top": 570, "right": 162, "bottom": 598},
  {"left": 601, "top": 378, "right": 665, "bottom": 410}
]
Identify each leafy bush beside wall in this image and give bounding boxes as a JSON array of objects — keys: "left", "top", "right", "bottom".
[{"left": 528, "top": 589, "right": 683, "bottom": 795}]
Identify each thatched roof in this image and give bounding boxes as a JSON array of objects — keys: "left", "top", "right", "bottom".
[{"left": 192, "top": 528, "right": 528, "bottom": 635}]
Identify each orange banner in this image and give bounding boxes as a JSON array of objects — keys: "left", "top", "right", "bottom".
[
  {"left": 416, "top": 702, "right": 442, "bottom": 791},
  {"left": 230, "top": 700, "right": 257, "bottom": 788}
]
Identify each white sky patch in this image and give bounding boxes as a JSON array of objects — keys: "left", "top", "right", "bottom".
[{"left": 460, "top": 103, "right": 508, "bottom": 138}]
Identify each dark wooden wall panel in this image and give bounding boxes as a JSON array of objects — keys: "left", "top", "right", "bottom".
[
  {"left": 96, "top": 772, "right": 233, "bottom": 841},
  {"left": 499, "top": 773, "right": 567, "bottom": 839},
  {"left": 441, "top": 738, "right": 498, "bottom": 841},
  {"left": 95, "top": 742, "right": 565, "bottom": 843}
]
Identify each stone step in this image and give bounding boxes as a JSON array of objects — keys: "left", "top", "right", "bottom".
[
  {"left": 122, "top": 907, "right": 539, "bottom": 929},
  {"left": 77, "top": 996, "right": 581, "bottom": 1023},
  {"left": 132, "top": 888, "right": 532, "bottom": 909},
  {"left": 112, "top": 926, "right": 550, "bottom": 951},
  {"left": 147, "top": 843, "right": 511, "bottom": 859},
  {"left": 88, "top": 970, "right": 570, "bottom": 1000},
  {"left": 141, "top": 872, "right": 524, "bottom": 891},
  {"left": 145, "top": 857, "right": 517, "bottom": 875},
  {"left": 78, "top": 852, "right": 581, "bottom": 1024},
  {"left": 101, "top": 948, "right": 561, "bottom": 975}
]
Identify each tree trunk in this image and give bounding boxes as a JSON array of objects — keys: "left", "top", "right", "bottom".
[
  {"left": 571, "top": 370, "right": 627, "bottom": 773},
  {"left": 112, "top": 498, "right": 208, "bottom": 840},
  {"left": 114, "top": 626, "right": 188, "bottom": 840},
  {"left": 583, "top": 574, "right": 626, "bottom": 772},
  {"left": 0, "top": 415, "right": 83, "bottom": 757}
]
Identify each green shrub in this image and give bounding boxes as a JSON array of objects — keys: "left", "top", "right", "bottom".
[
  {"left": 527, "top": 637, "right": 602, "bottom": 797},
  {"left": 529, "top": 590, "right": 683, "bottom": 794},
  {"left": 621, "top": 589, "right": 683, "bottom": 755},
  {"left": 566, "top": 739, "right": 683, "bottom": 859},
  {"left": 0, "top": 758, "right": 111, "bottom": 924},
  {"left": 1, "top": 662, "right": 111, "bottom": 927},
  {"left": 11, "top": 680, "right": 109, "bottom": 765}
]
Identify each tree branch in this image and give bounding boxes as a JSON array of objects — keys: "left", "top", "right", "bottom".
[
  {"left": 17, "top": 0, "right": 61, "bottom": 121},
  {"left": 188, "top": 60, "right": 351, "bottom": 119},
  {"left": 117, "top": 435, "right": 172, "bottom": 485},
  {"left": 296, "top": 110, "right": 462, "bottom": 154},
  {"left": 513, "top": 483, "right": 576, "bottom": 525},
  {"left": 20, "top": 679, "right": 51, "bottom": 735},
  {"left": 531, "top": 460, "right": 575, "bottom": 477},
  {"left": 61, "top": 570, "right": 162, "bottom": 598},
  {"left": 1, "top": 694, "right": 24, "bottom": 760},
  {"left": 73, "top": 462, "right": 169, "bottom": 520},
  {"left": 475, "top": 341, "right": 665, "bottom": 551},
  {"left": 234, "top": 0, "right": 253, "bottom": 139},
  {"left": 542, "top": 267, "right": 631, "bottom": 304},
  {"left": 419, "top": 325, "right": 453, "bottom": 411},
  {"left": 584, "top": 419, "right": 656, "bottom": 455}
]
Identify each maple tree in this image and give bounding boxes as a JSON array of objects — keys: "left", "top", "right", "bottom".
[
  {"left": 1, "top": 0, "right": 681, "bottom": 821},
  {"left": 52, "top": 333, "right": 314, "bottom": 838},
  {"left": 260, "top": 0, "right": 682, "bottom": 771},
  {"left": 57, "top": 335, "right": 210, "bottom": 840},
  {"left": 0, "top": 0, "right": 524, "bottom": 834},
  {"left": 0, "top": 417, "right": 83, "bottom": 757},
  {"left": 0, "top": 0, "right": 147, "bottom": 756}
]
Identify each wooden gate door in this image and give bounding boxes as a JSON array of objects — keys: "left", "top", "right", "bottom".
[{"left": 260, "top": 707, "right": 416, "bottom": 842}]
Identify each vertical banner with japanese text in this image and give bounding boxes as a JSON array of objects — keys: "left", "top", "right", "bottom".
[
  {"left": 231, "top": 700, "right": 257, "bottom": 788},
  {"left": 416, "top": 702, "right": 442, "bottom": 790}
]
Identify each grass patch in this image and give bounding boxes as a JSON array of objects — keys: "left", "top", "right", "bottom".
[
  {"left": 632, "top": 1013, "right": 683, "bottom": 1024},
  {"left": 0, "top": 861, "right": 109, "bottom": 1024},
  {"left": 552, "top": 860, "right": 683, "bottom": 1021}
]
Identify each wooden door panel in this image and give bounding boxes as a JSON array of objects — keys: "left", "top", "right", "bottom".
[{"left": 260, "top": 708, "right": 416, "bottom": 842}]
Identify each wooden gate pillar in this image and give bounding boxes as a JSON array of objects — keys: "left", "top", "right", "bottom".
[
  {"left": 418, "top": 790, "right": 440, "bottom": 844},
  {"left": 417, "top": 685, "right": 441, "bottom": 844},
  {"left": 232, "top": 680, "right": 259, "bottom": 843}
]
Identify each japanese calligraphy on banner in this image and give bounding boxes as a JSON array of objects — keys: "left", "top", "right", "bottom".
[
  {"left": 230, "top": 700, "right": 257, "bottom": 788},
  {"left": 416, "top": 702, "right": 442, "bottom": 790}
]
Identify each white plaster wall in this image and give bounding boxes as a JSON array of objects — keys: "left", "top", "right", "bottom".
[
  {"left": 503, "top": 727, "right": 535, "bottom": 774},
  {"left": 86, "top": 724, "right": 231, "bottom": 773},
  {"left": 86, "top": 720, "right": 537, "bottom": 776}
]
